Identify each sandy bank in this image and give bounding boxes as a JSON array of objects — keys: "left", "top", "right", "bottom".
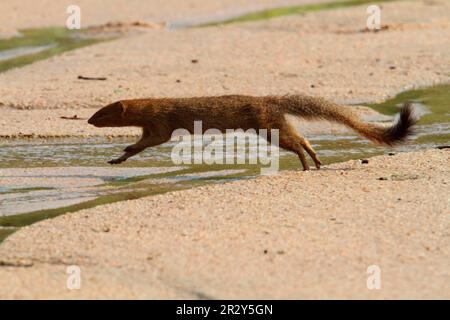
[{"left": 0, "top": 149, "right": 448, "bottom": 299}]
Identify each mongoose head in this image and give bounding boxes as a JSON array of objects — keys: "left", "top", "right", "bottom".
[{"left": 88, "top": 101, "right": 129, "bottom": 127}]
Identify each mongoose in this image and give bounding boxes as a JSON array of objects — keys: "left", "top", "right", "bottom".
[{"left": 88, "top": 95, "right": 417, "bottom": 170}]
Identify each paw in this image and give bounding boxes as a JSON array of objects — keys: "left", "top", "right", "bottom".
[
  {"left": 314, "top": 159, "right": 322, "bottom": 170},
  {"left": 108, "top": 158, "right": 124, "bottom": 165}
]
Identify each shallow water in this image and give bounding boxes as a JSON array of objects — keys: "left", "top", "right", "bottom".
[
  {"left": 0, "top": 44, "right": 57, "bottom": 62},
  {"left": 195, "top": 0, "right": 398, "bottom": 27},
  {"left": 0, "top": 28, "right": 110, "bottom": 72}
]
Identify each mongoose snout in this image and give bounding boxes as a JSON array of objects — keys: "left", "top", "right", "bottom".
[{"left": 88, "top": 101, "right": 126, "bottom": 127}]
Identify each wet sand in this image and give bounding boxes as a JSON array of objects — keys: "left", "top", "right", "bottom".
[{"left": 0, "top": 149, "right": 448, "bottom": 299}]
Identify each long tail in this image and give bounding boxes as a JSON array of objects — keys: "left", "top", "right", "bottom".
[{"left": 279, "top": 95, "right": 418, "bottom": 146}]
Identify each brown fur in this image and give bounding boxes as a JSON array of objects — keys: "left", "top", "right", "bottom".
[{"left": 88, "top": 95, "right": 418, "bottom": 170}]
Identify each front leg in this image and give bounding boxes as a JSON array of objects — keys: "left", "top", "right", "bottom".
[
  {"left": 108, "top": 133, "right": 170, "bottom": 165},
  {"left": 108, "top": 140, "right": 150, "bottom": 165}
]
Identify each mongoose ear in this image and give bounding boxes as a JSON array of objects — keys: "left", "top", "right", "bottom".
[{"left": 118, "top": 101, "right": 127, "bottom": 115}]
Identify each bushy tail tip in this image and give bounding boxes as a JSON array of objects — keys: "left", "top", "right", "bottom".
[{"left": 382, "top": 102, "right": 419, "bottom": 146}]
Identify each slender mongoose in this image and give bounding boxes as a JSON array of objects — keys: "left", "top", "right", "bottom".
[{"left": 87, "top": 95, "right": 417, "bottom": 170}]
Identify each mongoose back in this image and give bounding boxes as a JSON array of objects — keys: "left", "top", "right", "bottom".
[{"left": 88, "top": 95, "right": 418, "bottom": 170}]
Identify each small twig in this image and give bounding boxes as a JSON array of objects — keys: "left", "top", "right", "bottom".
[
  {"left": 78, "top": 75, "right": 107, "bottom": 81},
  {"left": 60, "top": 115, "right": 86, "bottom": 120}
]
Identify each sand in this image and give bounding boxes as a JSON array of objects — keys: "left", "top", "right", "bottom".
[
  {"left": 0, "top": 0, "right": 449, "bottom": 300},
  {"left": 0, "top": 149, "right": 448, "bottom": 299},
  {"left": 0, "top": 0, "right": 449, "bottom": 137}
]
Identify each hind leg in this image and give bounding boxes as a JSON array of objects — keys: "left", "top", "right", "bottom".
[
  {"left": 279, "top": 123, "right": 322, "bottom": 170},
  {"left": 296, "top": 145, "right": 310, "bottom": 171},
  {"left": 297, "top": 136, "right": 322, "bottom": 169},
  {"left": 279, "top": 132, "right": 310, "bottom": 171}
]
